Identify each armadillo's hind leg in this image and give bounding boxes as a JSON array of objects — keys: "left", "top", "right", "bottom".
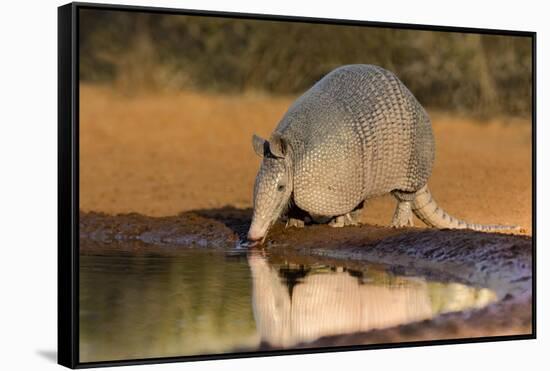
[
  {"left": 391, "top": 191, "right": 414, "bottom": 228},
  {"left": 391, "top": 201, "right": 414, "bottom": 227}
]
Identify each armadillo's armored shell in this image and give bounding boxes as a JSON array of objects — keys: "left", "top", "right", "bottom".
[{"left": 276, "top": 64, "right": 435, "bottom": 217}]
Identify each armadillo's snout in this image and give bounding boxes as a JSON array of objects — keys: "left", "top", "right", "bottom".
[
  {"left": 247, "top": 221, "right": 269, "bottom": 243},
  {"left": 247, "top": 227, "right": 265, "bottom": 243}
]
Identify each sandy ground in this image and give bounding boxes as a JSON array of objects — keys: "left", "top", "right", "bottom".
[{"left": 79, "top": 84, "right": 533, "bottom": 234}]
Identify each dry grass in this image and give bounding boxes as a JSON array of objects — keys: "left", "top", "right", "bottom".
[{"left": 79, "top": 84, "right": 533, "bottom": 234}]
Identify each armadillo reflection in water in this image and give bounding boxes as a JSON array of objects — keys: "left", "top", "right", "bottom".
[{"left": 247, "top": 252, "right": 497, "bottom": 348}]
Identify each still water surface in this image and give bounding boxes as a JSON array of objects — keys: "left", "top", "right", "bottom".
[{"left": 80, "top": 249, "right": 496, "bottom": 362}]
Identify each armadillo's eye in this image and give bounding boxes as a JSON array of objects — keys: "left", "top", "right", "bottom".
[{"left": 277, "top": 184, "right": 285, "bottom": 192}]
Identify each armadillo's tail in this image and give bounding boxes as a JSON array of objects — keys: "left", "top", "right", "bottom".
[{"left": 411, "top": 185, "right": 521, "bottom": 233}]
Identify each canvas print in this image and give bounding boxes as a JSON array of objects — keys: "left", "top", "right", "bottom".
[{"left": 74, "top": 5, "right": 533, "bottom": 365}]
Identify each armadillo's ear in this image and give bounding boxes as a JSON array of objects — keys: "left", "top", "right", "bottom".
[
  {"left": 252, "top": 134, "right": 266, "bottom": 157},
  {"left": 269, "top": 132, "right": 286, "bottom": 158}
]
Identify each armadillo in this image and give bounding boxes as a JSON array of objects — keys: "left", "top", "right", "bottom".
[{"left": 247, "top": 64, "right": 519, "bottom": 242}]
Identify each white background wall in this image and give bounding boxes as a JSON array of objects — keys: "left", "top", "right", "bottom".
[{"left": 0, "top": 0, "right": 545, "bottom": 370}]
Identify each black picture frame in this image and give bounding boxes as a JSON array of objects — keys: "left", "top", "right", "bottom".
[{"left": 58, "top": 2, "right": 537, "bottom": 369}]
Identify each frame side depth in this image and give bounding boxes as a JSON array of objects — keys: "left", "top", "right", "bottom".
[{"left": 58, "top": 3, "right": 78, "bottom": 369}]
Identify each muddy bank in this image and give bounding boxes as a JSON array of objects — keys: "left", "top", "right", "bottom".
[
  {"left": 79, "top": 208, "right": 414, "bottom": 254},
  {"left": 80, "top": 209, "right": 532, "bottom": 345},
  {"left": 79, "top": 209, "right": 243, "bottom": 253}
]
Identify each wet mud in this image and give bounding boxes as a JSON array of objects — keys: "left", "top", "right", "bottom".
[{"left": 80, "top": 207, "right": 532, "bottom": 347}]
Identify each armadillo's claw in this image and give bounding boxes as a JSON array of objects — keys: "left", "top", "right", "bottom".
[
  {"left": 286, "top": 218, "right": 305, "bottom": 228},
  {"left": 329, "top": 213, "right": 360, "bottom": 228}
]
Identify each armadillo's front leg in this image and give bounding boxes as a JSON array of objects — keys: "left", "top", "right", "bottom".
[
  {"left": 391, "top": 200, "right": 414, "bottom": 227},
  {"left": 284, "top": 204, "right": 309, "bottom": 229}
]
